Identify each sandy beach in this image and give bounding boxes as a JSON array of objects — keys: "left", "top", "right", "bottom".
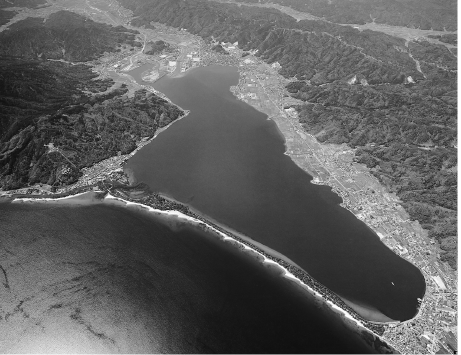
[
  {"left": 154, "top": 194, "right": 399, "bottom": 326},
  {"left": 11, "top": 191, "right": 105, "bottom": 206},
  {"left": 157, "top": 193, "right": 307, "bottom": 270},
  {"left": 103, "top": 194, "right": 373, "bottom": 331},
  {"left": 11, "top": 191, "right": 398, "bottom": 334},
  {"left": 341, "top": 298, "right": 398, "bottom": 323}
]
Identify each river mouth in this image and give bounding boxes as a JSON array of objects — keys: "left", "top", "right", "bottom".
[{"left": 125, "top": 64, "right": 426, "bottom": 322}]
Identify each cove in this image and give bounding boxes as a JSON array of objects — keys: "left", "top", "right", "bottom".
[{"left": 125, "top": 65, "right": 426, "bottom": 321}]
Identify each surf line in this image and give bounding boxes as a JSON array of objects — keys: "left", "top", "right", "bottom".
[
  {"left": 11, "top": 191, "right": 389, "bottom": 340},
  {"left": 110, "top": 193, "right": 387, "bottom": 336}
]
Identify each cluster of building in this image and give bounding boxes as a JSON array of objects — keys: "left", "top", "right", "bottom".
[{"left": 180, "top": 51, "right": 201, "bottom": 72}]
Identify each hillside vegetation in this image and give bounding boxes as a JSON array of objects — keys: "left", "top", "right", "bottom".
[
  {"left": 0, "top": 0, "right": 48, "bottom": 25},
  {"left": 0, "top": 11, "right": 183, "bottom": 190},
  {"left": 0, "top": 11, "right": 140, "bottom": 61},
  {"left": 232, "top": 0, "right": 457, "bottom": 31}
]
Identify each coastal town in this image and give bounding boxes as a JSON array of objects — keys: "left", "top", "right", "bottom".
[
  {"left": 0, "top": 0, "right": 457, "bottom": 354},
  {"left": 228, "top": 45, "right": 457, "bottom": 355}
]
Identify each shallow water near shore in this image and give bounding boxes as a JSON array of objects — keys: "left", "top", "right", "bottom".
[
  {"left": 125, "top": 64, "right": 425, "bottom": 321},
  {"left": 1, "top": 201, "right": 380, "bottom": 353}
]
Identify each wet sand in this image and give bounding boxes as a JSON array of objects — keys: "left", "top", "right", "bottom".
[
  {"left": 11, "top": 191, "right": 105, "bottom": 205},
  {"left": 341, "top": 298, "right": 398, "bottom": 323}
]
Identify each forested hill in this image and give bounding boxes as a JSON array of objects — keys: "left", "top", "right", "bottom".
[
  {"left": 0, "top": 11, "right": 183, "bottom": 191},
  {"left": 0, "top": 0, "right": 48, "bottom": 26},
  {"left": 0, "top": 11, "right": 140, "bottom": 61},
  {"left": 119, "top": 0, "right": 452, "bottom": 85},
  {"left": 118, "top": 0, "right": 457, "bottom": 269},
  {"left": 229, "top": 0, "right": 457, "bottom": 31}
]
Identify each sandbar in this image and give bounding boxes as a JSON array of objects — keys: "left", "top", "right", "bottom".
[{"left": 11, "top": 191, "right": 397, "bottom": 334}]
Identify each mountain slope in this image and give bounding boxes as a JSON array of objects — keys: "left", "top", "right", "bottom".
[
  {"left": 0, "top": 10, "right": 140, "bottom": 61},
  {"left": 231, "top": 0, "right": 457, "bottom": 30},
  {"left": 0, "top": 11, "right": 183, "bottom": 190}
]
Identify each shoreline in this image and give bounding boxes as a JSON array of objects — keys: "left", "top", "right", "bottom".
[
  {"left": 228, "top": 55, "right": 430, "bottom": 317},
  {"left": 0, "top": 6, "right": 452, "bottom": 351},
  {"left": 230, "top": 61, "right": 425, "bottom": 244},
  {"left": 4, "top": 50, "right": 401, "bottom": 350},
  {"left": 156, "top": 193, "right": 307, "bottom": 271},
  {"left": 11, "top": 191, "right": 393, "bottom": 336},
  {"left": 0, "top": 40, "right": 410, "bottom": 351},
  {"left": 0, "top": 104, "right": 190, "bottom": 199},
  {"left": 5, "top": 60, "right": 400, "bottom": 332},
  {"left": 3, "top": 58, "right": 406, "bottom": 332}
]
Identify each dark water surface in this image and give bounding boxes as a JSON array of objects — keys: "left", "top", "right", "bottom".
[
  {"left": 126, "top": 65, "right": 425, "bottom": 321},
  {"left": 0, "top": 202, "right": 375, "bottom": 353}
]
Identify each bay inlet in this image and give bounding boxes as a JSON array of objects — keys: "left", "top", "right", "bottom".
[{"left": 125, "top": 64, "right": 426, "bottom": 322}]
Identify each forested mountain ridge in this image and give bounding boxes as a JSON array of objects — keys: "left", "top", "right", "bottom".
[
  {"left": 0, "top": 11, "right": 183, "bottom": 190},
  {"left": 120, "top": 0, "right": 455, "bottom": 85},
  {"left": 0, "top": 0, "right": 48, "bottom": 26},
  {"left": 0, "top": 11, "right": 140, "bottom": 61},
  {"left": 118, "top": 0, "right": 457, "bottom": 269},
  {"left": 227, "top": 0, "right": 457, "bottom": 31}
]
